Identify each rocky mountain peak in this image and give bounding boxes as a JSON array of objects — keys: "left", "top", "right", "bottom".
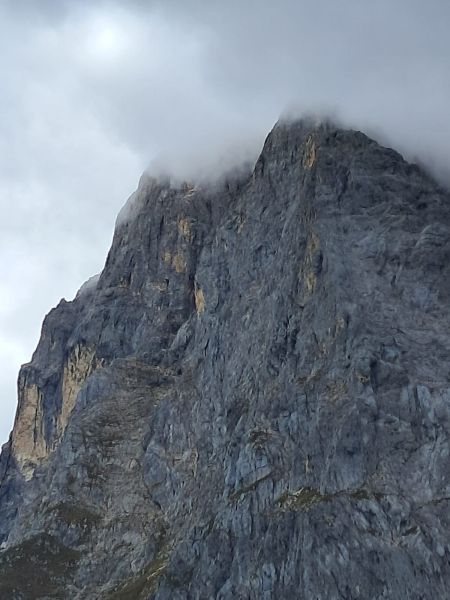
[{"left": 1, "top": 118, "right": 450, "bottom": 599}]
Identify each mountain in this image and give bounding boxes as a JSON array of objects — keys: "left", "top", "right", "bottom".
[{"left": 2, "top": 118, "right": 450, "bottom": 599}]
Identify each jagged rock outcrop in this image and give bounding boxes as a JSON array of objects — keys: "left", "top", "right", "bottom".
[{"left": 2, "top": 118, "right": 450, "bottom": 599}]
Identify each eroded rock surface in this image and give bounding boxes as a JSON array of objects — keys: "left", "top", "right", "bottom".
[{"left": 2, "top": 118, "right": 450, "bottom": 599}]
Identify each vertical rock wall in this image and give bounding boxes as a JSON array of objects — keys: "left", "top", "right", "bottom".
[{"left": 2, "top": 119, "right": 450, "bottom": 599}]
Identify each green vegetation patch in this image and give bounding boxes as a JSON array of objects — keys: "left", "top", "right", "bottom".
[
  {"left": 276, "top": 486, "right": 374, "bottom": 512},
  {"left": 48, "top": 502, "right": 102, "bottom": 527},
  {"left": 276, "top": 487, "right": 334, "bottom": 511},
  {"left": 0, "top": 533, "right": 80, "bottom": 599},
  {"left": 104, "top": 547, "right": 169, "bottom": 600}
]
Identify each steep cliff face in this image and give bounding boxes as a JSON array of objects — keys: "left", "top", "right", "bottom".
[{"left": 2, "top": 118, "right": 450, "bottom": 599}]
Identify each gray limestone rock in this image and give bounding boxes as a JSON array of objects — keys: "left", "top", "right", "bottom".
[{"left": 2, "top": 117, "right": 450, "bottom": 599}]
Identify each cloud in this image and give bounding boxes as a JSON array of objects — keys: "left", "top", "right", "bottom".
[
  {"left": 5, "top": 0, "right": 450, "bottom": 180},
  {"left": 1, "top": 0, "right": 449, "bottom": 443}
]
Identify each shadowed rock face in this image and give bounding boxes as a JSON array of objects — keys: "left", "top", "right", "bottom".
[{"left": 2, "top": 118, "right": 450, "bottom": 599}]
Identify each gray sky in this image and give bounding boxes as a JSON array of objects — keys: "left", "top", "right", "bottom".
[{"left": 1, "top": 0, "right": 449, "bottom": 445}]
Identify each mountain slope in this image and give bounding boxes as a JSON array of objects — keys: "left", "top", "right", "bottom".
[{"left": 2, "top": 118, "right": 450, "bottom": 599}]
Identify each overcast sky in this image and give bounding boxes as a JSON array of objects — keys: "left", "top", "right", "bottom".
[{"left": 1, "top": 0, "right": 449, "bottom": 445}]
